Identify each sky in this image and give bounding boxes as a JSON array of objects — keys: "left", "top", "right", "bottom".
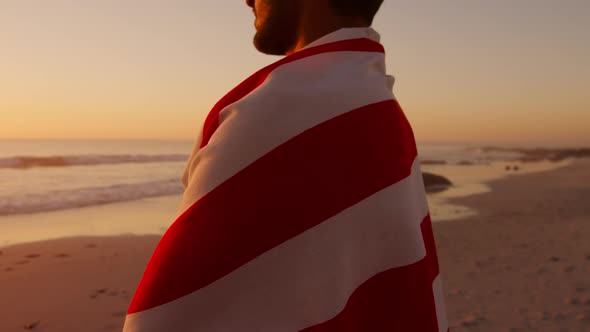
[{"left": 1, "top": 0, "right": 589, "bottom": 146}]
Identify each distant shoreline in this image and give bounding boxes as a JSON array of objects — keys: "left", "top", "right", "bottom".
[{"left": 480, "top": 146, "right": 590, "bottom": 162}]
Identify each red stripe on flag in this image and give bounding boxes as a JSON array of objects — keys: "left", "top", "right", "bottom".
[
  {"left": 128, "top": 99, "right": 417, "bottom": 314},
  {"left": 300, "top": 214, "right": 443, "bottom": 332},
  {"left": 200, "top": 38, "right": 385, "bottom": 148}
]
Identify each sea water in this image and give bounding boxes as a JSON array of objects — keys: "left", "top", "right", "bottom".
[
  {"left": 0, "top": 139, "right": 192, "bottom": 216},
  {"left": 0, "top": 139, "right": 570, "bottom": 246}
]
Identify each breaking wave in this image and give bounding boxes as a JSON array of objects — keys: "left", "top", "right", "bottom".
[{"left": 0, "top": 154, "right": 188, "bottom": 169}]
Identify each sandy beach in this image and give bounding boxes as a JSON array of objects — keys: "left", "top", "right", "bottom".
[
  {"left": 0, "top": 235, "right": 160, "bottom": 331},
  {"left": 1, "top": 158, "right": 589, "bottom": 331},
  {"left": 437, "top": 157, "right": 590, "bottom": 331}
]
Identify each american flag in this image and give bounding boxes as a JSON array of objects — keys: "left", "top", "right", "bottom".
[{"left": 123, "top": 28, "right": 449, "bottom": 332}]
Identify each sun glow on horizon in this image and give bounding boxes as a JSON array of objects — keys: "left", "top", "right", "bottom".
[{"left": 1, "top": 1, "right": 589, "bottom": 146}]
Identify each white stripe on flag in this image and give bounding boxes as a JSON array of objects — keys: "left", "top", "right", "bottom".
[{"left": 433, "top": 275, "right": 449, "bottom": 332}]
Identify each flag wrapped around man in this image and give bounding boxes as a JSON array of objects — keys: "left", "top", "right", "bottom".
[{"left": 123, "top": 28, "right": 449, "bottom": 332}]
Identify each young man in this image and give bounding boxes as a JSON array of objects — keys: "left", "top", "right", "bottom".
[{"left": 123, "top": 1, "right": 448, "bottom": 331}]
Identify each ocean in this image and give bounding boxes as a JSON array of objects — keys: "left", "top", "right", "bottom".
[
  {"left": 0, "top": 140, "right": 540, "bottom": 216},
  {"left": 0, "top": 139, "right": 192, "bottom": 216},
  {"left": 0, "top": 139, "right": 570, "bottom": 246},
  {"left": 0, "top": 139, "right": 525, "bottom": 217}
]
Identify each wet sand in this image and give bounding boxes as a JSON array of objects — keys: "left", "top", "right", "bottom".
[
  {"left": 0, "top": 195, "right": 181, "bottom": 248},
  {"left": 0, "top": 158, "right": 588, "bottom": 331}
]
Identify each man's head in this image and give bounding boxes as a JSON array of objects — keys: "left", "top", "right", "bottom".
[{"left": 246, "top": 0, "right": 384, "bottom": 56}]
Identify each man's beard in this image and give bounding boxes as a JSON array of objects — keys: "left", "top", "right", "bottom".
[{"left": 253, "top": 1, "right": 301, "bottom": 56}]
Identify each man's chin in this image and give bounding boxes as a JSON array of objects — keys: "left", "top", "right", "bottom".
[{"left": 253, "top": 33, "right": 290, "bottom": 56}]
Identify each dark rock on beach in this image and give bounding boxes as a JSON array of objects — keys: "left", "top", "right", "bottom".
[
  {"left": 482, "top": 146, "right": 590, "bottom": 162},
  {"left": 423, "top": 172, "right": 453, "bottom": 193}
]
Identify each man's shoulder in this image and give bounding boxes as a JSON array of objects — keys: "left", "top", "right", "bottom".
[{"left": 259, "top": 50, "right": 392, "bottom": 101}]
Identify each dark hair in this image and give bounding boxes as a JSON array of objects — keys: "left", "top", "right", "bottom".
[{"left": 329, "top": 0, "right": 384, "bottom": 25}]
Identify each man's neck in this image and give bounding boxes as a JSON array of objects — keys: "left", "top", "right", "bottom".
[{"left": 286, "top": 14, "right": 369, "bottom": 55}]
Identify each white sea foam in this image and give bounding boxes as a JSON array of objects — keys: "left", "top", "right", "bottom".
[{"left": 0, "top": 179, "right": 184, "bottom": 216}]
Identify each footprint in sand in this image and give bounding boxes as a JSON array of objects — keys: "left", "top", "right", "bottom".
[
  {"left": 14, "top": 260, "right": 30, "bottom": 265},
  {"left": 102, "top": 323, "right": 120, "bottom": 331},
  {"left": 25, "top": 254, "right": 41, "bottom": 259},
  {"left": 23, "top": 320, "right": 41, "bottom": 330},
  {"left": 86, "top": 243, "right": 98, "bottom": 248},
  {"left": 90, "top": 288, "right": 108, "bottom": 299},
  {"left": 54, "top": 253, "right": 70, "bottom": 258},
  {"left": 3, "top": 267, "right": 14, "bottom": 272}
]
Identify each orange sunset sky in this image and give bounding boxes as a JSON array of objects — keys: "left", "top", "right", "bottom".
[{"left": 1, "top": 0, "right": 589, "bottom": 146}]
